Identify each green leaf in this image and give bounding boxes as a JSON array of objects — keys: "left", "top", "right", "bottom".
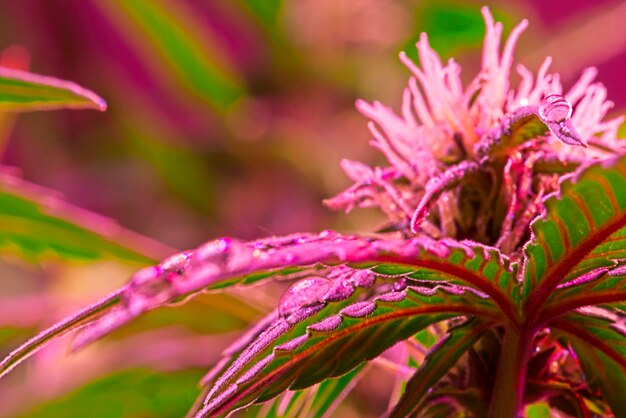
[
  {"left": 525, "top": 402, "right": 551, "bottom": 418},
  {"left": 523, "top": 156, "right": 626, "bottom": 314},
  {"left": 0, "top": 234, "right": 511, "bottom": 389},
  {"left": 237, "top": 0, "right": 282, "bottom": 27},
  {"left": 0, "top": 169, "right": 172, "bottom": 264},
  {"left": 389, "top": 318, "right": 492, "bottom": 417},
  {"left": 249, "top": 365, "right": 365, "bottom": 418},
  {"left": 198, "top": 284, "right": 497, "bottom": 416},
  {"left": 95, "top": 0, "right": 244, "bottom": 112},
  {"left": 21, "top": 368, "right": 204, "bottom": 418},
  {"left": 406, "top": 1, "right": 502, "bottom": 60},
  {"left": 552, "top": 312, "right": 626, "bottom": 417},
  {"left": 0, "top": 67, "right": 106, "bottom": 112},
  {"left": 305, "top": 365, "right": 364, "bottom": 417}
]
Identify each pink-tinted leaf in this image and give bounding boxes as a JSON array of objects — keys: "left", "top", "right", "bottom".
[
  {"left": 0, "top": 66, "right": 106, "bottom": 112},
  {"left": 0, "top": 232, "right": 515, "bottom": 398},
  {"left": 65, "top": 232, "right": 517, "bottom": 351}
]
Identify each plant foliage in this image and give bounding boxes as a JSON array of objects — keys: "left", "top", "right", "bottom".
[{"left": 2, "top": 6, "right": 626, "bottom": 418}]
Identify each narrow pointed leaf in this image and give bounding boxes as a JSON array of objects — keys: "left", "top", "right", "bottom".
[
  {"left": 552, "top": 312, "right": 626, "bottom": 417},
  {"left": 523, "top": 156, "right": 626, "bottom": 314},
  {"left": 306, "top": 364, "right": 365, "bottom": 417},
  {"left": 73, "top": 233, "right": 517, "bottom": 350},
  {"left": 0, "top": 168, "right": 173, "bottom": 263},
  {"left": 389, "top": 318, "right": 492, "bottom": 417},
  {"left": 475, "top": 107, "right": 547, "bottom": 158},
  {"left": 0, "top": 288, "right": 123, "bottom": 379},
  {"left": 197, "top": 285, "right": 498, "bottom": 417},
  {"left": 0, "top": 232, "right": 512, "bottom": 382},
  {"left": 0, "top": 66, "right": 106, "bottom": 112},
  {"left": 251, "top": 365, "right": 365, "bottom": 418}
]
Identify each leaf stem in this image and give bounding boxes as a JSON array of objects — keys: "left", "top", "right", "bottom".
[{"left": 488, "top": 326, "right": 534, "bottom": 418}]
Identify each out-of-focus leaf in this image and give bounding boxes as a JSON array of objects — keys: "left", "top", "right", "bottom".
[
  {"left": 111, "top": 293, "right": 261, "bottom": 337},
  {"left": 305, "top": 364, "right": 364, "bottom": 417},
  {"left": 126, "top": 129, "right": 215, "bottom": 214},
  {"left": 251, "top": 365, "right": 365, "bottom": 418},
  {"left": 0, "top": 66, "right": 106, "bottom": 112},
  {"left": 389, "top": 318, "right": 491, "bottom": 417},
  {"left": 404, "top": 1, "right": 515, "bottom": 60},
  {"left": 95, "top": 0, "right": 244, "bottom": 112},
  {"left": 237, "top": 0, "right": 282, "bottom": 27},
  {"left": 0, "top": 288, "right": 124, "bottom": 380},
  {"left": 21, "top": 368, "right": 204, "bottom": 418},
  {"left": 414, "top": 328, "right": 438, "bottom": 349},
  {"left": 0, "top": 167, "right": 173, "bottom": 264},
  {"left": 552, "top": 312, "right": 626, "bottom": 417},
  {"left": 525, "top": 402, "right": 551, "bottom": 418},
  {"left": 524, "top": 155, "right": 626, "bottom": 313}
]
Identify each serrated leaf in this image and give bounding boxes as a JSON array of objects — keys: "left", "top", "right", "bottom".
[
  {"left": 0, "top": 232, "right": 513, "bottom": 392},
  {"left": 197, "top": 284, "right": 498, "bottom": 417},
  {"left": 523, "top": 155, "right": 626, "bottom": 315},
  {"left": 77, "top": 233, "right": 517, "bottom": 350},
  {"left": 389, "top": 318, "right": 492, "bottom": 417},
  {"left": 0, "top": 168, "right": 173, "bottom": 264},
  {"left": 95, "top": 0, "right": 244, "bottom": 112},
  {"left": 0, "top": 66, "right": 106, "bottom": 112},
  {"left": 552, "top": 312, "right": 626, "bottom": 417}
]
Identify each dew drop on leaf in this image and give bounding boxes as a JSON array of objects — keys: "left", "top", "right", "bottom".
[
  {"left": 538, "top": 94, "right": 585, "bottom": 147},
  {"left": 538, "top": 94, "right": 572, "bottom": 123},
  {"left": 278, "top": 277, "right": 331, "bottom": 317}
]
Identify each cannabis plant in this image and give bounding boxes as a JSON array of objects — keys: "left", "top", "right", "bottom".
[{"left": 2, "top": 7, "right": 626, "bottom": 417}]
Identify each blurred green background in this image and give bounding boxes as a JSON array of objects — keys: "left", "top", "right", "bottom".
[{"left": 0, "top": 0, "right": 624, "bottom": 416}]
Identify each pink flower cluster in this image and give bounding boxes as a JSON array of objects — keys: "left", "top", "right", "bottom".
[{"left": 326, "top": 7, "right": 624, "bottom": 233}]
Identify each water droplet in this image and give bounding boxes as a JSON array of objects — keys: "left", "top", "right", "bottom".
[
  {"left": 539, "top": 94, "right": 572, "bottom": 123},
  {"left": 160, "top": 252, "right": 190, "bottom": 275},
  {"left": 278, "top": 277, "right": 330, "bottom": 317},
  {"left": 126, "top": 267, "right": 174, "bottom": 315},
  {"left": 393, "top": 278, "right": 407, "bottom": 291},
  {"left": 285, "top": 305, "right": 324, "bottom": 324},
  {"left": 351, "top": 270, "right": 376, "bottom": 288},
  {"left": 319, "top": 229, "right": 339, "bottom": 239},
  {"left": 538, "top": 95, "right": 586, "bottom": 147},
  {"left": 193, "top": 238, "right": 231, "bottom": 264},
  {"left": 323, "top": 280, "right": 355, "bottom": 302}
]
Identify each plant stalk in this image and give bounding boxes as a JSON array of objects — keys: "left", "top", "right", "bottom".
[{"left": 487, "top": 326, "right": 534, "bottom": 418}]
